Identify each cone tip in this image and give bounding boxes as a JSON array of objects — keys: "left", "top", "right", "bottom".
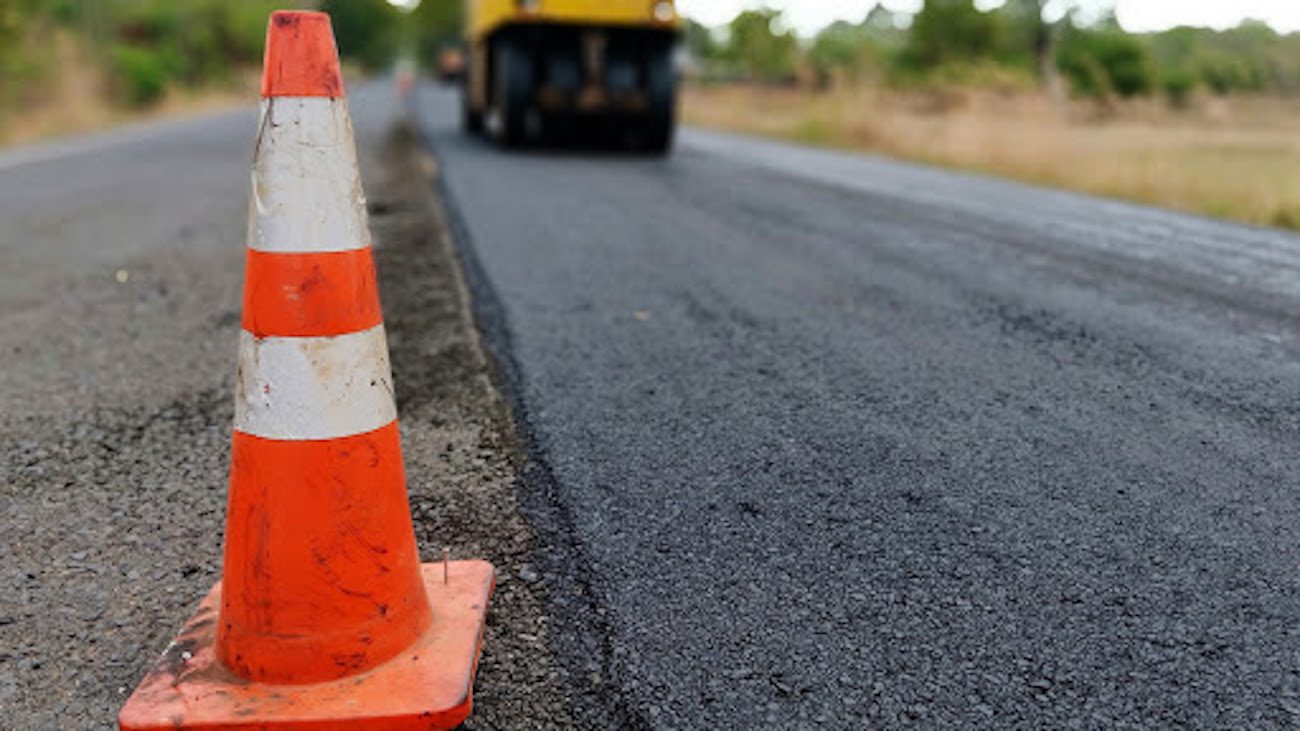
[{"left": 262, "top": 11, "right": 344, "bottom": 98}]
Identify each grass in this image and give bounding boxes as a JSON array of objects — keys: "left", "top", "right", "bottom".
[{"left": 682, "top": 84, "right": 1300, "bottom": 231}]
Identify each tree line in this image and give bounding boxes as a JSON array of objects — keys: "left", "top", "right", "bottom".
[
  {"left": 6, "top": 0, "right": 1295, "bottom": 115},
  {"left": 690, "top": 1, "right": 1300, "bottom": 104},
  {"left": 0, "top": 0, "right": 459, "bottom": 112}
]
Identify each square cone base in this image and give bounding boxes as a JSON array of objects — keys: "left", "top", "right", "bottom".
[{"left": 119, "top": 561, "right": 494, "bottom": 731}]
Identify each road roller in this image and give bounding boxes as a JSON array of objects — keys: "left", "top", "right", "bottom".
[{"left": 462, "top": 0, "right": 681, "bottom": 153}]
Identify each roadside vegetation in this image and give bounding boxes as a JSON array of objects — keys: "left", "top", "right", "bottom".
[
  {"left": 0, "top": 0, "right": 461, "bottom": 145},
  {"left": 5, "top": 0, "right": 1298, "bottom": 230},
  {"left": 684, "top": 1, "right": 1300, "bottom": 230},
  {"left": 1, "top": 0, "right": 288, "bottom": 142}
]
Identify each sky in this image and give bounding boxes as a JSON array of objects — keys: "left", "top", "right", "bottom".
[{"left": 674, "top": 0, "right": 1300, "bottom": 36}]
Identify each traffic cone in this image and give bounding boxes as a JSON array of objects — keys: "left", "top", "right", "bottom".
[{"left": 118, "top": 11, "right": 494, "bottom": 730}]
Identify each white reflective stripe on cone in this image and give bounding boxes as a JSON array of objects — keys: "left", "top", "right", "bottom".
[
  {"left": 248, "top": 97, "right": 371, "bottom": 254},
  {"left": 235, "top": 325, "right": 397, "bottom": 441}
]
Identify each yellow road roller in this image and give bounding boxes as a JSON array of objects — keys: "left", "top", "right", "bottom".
[{"left": 462, "top": 0, "right": 682, "bottom": 152}]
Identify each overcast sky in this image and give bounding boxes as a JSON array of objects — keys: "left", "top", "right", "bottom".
[{"left": 675, "top": 0, "right": 1300, "bottom": 36}]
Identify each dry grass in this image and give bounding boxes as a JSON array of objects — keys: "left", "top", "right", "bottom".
[
  {"left": 0, "top": 32, "right": 256, "bottom": 147},
  {"left": 683, "top": 84, "right": 1300, "bottom": 230}
]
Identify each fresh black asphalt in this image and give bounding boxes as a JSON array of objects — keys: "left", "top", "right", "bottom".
[{"left": 414, "top": 85, "right": 1300, "bottom": 729}]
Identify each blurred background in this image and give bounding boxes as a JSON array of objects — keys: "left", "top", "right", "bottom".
[
  {"left": 3, "top": 0, "right": 1299, "bottom": 227},
  {"left": 5, "top": 6, "right": 1300, "bottom": 728}
]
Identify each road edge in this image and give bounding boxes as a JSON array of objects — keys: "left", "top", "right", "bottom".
[{"left": 408, "top": 92, "right": 654, "bottom": 731}]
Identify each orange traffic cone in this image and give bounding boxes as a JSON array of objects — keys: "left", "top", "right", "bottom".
[{"left": 118, "top": 11, "right": 494, "bottom": 730}]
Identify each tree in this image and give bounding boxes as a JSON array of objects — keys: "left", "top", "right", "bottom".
[
  {"left": 320, "top": 0, "right": 401, "bottom": 72},
  {"left": 1056, "top": 23, "right": 1154, "bottom": 98},
  {"left": 808, "top": 9, "right": 902, "bottom": 86},
  {"left": 724, "top": 9, "right": 798, "bottom": 82},
  {"left": 809, "top": 21, "right": 870, "bottom": 84},
  {"left": 684, "top": 19, "right": 719, "bottom": 63},
  {"left": 996, "top": 0, "right": 1073, "bottom": 101},
  {"left": 998, "top": 0, "right": 1068, "bottom": 73},
  {"left": 411, "top": 0, "right": 463, "bottom": 70},
  {"left": 899, "top": 0, "right": 1006, "bottom": 72}
]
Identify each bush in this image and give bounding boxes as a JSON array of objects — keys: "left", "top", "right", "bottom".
[
  {"left": 725, "top": 9, "right": 799, "bottom": 82},
  {"left": 111, "top": 45, "right": 172, "bottom": 107},
  {"left": 80, "top": 0, "right": 295, "bottom": 108},
  {"left": 0, "top": 0, "right": 52, "bottom": 108},
  {"left": 809, "top": 17, "right": 897, "bottom": 86},
  {"left": 1057, "top": 27, "right": 1154, "bottom": 98},
  {"left": 899, "top": 0, "right": 1006, "bottom": 71},
  {"left": 1273, "top": 207, "right": 1300, "bottom": 231},
  {"left": 320, "top": 0, "right": 401, "bottom": 72},
  {"left": 1161, "top": 68, "right": 1197, "bottom": 107}
]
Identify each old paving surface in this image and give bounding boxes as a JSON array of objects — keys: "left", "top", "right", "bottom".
[{"left": 0, "top": 84, "right": 569, "bottom": 729}]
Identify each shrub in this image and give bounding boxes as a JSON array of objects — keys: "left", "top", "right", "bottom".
[
  {"left": 1057, "top": 27, "right": 1154, "bottom": 98},
  {"left": 1274, "top": 207, "right": 1300, "bottom": 231},
  {"left": 1161, "top": 68, "right": 1197, "bottom": 107},
  {"left": 320, "top": 0, "right": 401, "bottom": 72},
  {"left": 0, "top": 0, "right": 51, "bottom": 108},
  {"left": 111, "top": 45, "right": 171, "bottom": 107},
  {"left": 809, "top": 17, "right": 898, "bottom": 86},
  {"left": 899, "top": 0, "right": 1006, "bottom": 72},
  {"left": 725, "top": 9, "right": 799, "bottom": 83}
]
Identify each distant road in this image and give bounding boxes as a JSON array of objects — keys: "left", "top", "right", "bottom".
[{"left": 416, "top": 84, "right": 1300, "bottom": 728}]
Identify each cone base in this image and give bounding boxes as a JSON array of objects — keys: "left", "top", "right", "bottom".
[{"left": 119, "top": 561, "right": 494, "bottom": 731}]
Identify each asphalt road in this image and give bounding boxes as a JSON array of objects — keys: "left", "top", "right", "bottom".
[
  {"left": 414, "top": 85, "right": 1300, "bottom": 729},
  {"left": 6, "top": 80, "right": 1300, "bottom": 730}
]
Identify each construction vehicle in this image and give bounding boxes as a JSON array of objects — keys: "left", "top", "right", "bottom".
[{"left": 462, "top": 0, "right": 681, "bottom": 153}]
